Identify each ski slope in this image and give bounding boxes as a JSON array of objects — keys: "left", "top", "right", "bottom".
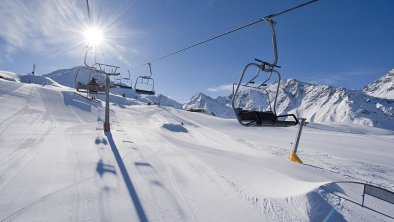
[{"left": 0, "top": 79, "right": 393, "bottom": 222}]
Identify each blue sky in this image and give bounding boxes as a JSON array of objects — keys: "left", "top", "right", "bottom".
[{"left": 0, "top": 0, "right": 393, "bottom": 102}]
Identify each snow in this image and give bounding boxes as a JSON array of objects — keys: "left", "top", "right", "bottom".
[
  {"left": 0, "top": 78, "right": 393, "bottom": 221},
  {"left": 0, "top": 70, "right": 20, "bottom": 82}
]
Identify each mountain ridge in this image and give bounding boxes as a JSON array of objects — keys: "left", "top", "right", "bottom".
[{"left": 186, "top": 70, "right": 393, "bottom": 130}]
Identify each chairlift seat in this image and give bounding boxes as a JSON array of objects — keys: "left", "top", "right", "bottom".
[
  {"left": 77, "top": 82, "right": 89, "bottom": 91},
  {"left": 114, "top": 83, "right": 133, "bottom": 89},
  {"left": 235, "top": 108, "right": 298, "bottom": 127},
  {"left": 135, "top": 89, "right": 155, "bottom": 95}
]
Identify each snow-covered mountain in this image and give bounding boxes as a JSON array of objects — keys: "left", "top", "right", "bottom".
[
  {"left": 363, "top": 69, "right": 394, "bottom": 99},
  {"left": 183, "top": 92, "right": 235, "bottom": 118},
  {"left": 186, "top": 76, "right": 394, "bottom": 130}
]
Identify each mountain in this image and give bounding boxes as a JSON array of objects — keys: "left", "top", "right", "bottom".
[
  {"left": 185, "top": 78, "right": 394, "bottom": 130},
  {"left": 271, "top": 79, "right": 393, "bottom": 129},
  {"left": 363, "top": 69, "right": 394, "bottom": 99},
  {"left": 183, "top": 92, "right": 235, "bottom": 118}
]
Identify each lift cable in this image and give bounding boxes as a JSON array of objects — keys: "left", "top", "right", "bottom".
[
  {"left": 85, "top": 0, "right": 92, "bottom": 24},
  {"left": 127, "top": 0, "right": 319, "bottom": 71}
]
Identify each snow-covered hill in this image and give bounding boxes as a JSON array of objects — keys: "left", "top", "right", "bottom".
[
  {"left": 43, "top": 66, "right": 83, "bottom": 88},
  {"left": 363, "top": 69, "right": 394, "bottom": 99},
  {"left": 186, "top": 77, "right": 394, "bottom": 130}
]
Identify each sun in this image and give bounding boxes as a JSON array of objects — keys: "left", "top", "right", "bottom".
[{"left": 83, "top": 26, "right": 105, "bottom": 47}]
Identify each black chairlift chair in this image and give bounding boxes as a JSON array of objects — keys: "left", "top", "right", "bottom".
[
  {"left": 232, "top": 18, "right": 298, "bottom": 127},
  {"left": 134, "top": 63, "right": 155, "bottom": 95}
]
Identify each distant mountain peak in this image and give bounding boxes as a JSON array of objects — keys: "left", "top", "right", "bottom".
[{"left": 363, "top": 69, "right": 394, "bottom": 99}]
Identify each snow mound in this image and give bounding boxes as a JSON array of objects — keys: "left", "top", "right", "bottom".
[
  {"left": 0, "top": 70, "right": 19, "bottom": 82},
  {"left": 19, "top": 75, "right": 61, "bottom": 87},
  {"left": 363, "top": 69, "right": 394, "bottom": 99}
]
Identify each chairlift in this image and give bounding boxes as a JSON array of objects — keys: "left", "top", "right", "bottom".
[
  {"left": 74, "top": 48, "right": 120, "bottom": 98},
  {"left": 134, "top": 63, "right": 155, "bottom": 95},
  {"left": 74, "top": 49, "right": 106, "bottom": 96},
  {"left": 114, "top": 72, "right": 133, "bottom": 89},
  {"left": 74, "top": 66, "right": 106, "bottom": 95},
  {"left": 232, "top": 18, "right": 298, "bottom": 127}
]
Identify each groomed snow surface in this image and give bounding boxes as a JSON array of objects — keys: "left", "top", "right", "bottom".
[{"left": 0, "top": 78, "right": 393, "bottom": 222}]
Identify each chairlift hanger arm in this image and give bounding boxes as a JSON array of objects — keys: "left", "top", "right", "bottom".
[
  {"left": 148, "top": 63, "right": 153, "bottom": 76},
  {"left": 266, "top": 18, "right": 278, "bottom": 67},
  {"left": 84, "top": 47, "right": 95, "bottom": 69}
]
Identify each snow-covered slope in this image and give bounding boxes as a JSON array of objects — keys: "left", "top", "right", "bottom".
[
  {"left": 0, "top": 79, "right": 393, "bottom": 221},
  {"left": 183, "top": 92, "right": 235, "bottom": 118},
  {"left": 187, "top": 78, "right": 394, "bottom": 130},
  {"left": 363, "top": 69, "right": 394, "bottom": 99}
]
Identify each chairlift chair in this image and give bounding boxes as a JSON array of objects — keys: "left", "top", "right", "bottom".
[
  {"left": 232, "top": 18, "right": 298, "bottom": 127},
  {"left": 74, "top": 48, "right": 120, "bottom": 97},
  {"left": 134, "top": 63, "right": 156, "bottom": 95},
  {"left": 114, "top": 72, "right": 133, "bottom": 89},
  {"left": 74, "top": 66, "right": 106, "bottom": 95}
]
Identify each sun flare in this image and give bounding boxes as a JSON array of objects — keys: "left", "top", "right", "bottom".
[{"left": 83, "top": 26, "right": 105, "bottom": 47}]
